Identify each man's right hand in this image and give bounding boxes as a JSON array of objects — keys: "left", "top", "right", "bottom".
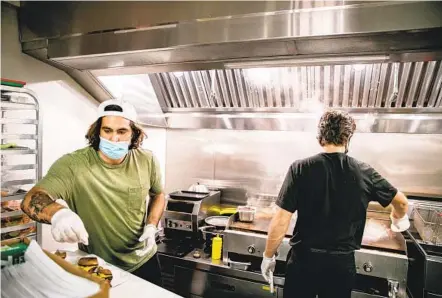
[
  {"left": 51, "top": 209, "right": 89, "bottom": 245},
  {"left": 261, "top": 253, "right": 276, "bottom": 282}
]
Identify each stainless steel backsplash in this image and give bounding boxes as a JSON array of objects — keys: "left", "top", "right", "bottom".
[{"left": 165, "top": 129, "right": 442, "bottom": 204}]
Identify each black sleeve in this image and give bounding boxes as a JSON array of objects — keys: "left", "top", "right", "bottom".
[
  {"left": 276, "top": 163, "right": 299, "bottom": 213},
  {"left": 369, "top": 167, "right": 398, "bottom": 207}
]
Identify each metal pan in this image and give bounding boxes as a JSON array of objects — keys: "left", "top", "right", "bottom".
[
  {"left": 199, "top": 226, "right": 224, "bottom": 241},
  {"left": 205, "top": 216, "right": 230, "bottom": 229},
  {"left": 169, "top": 190, "right": 209, "bottom": 201}
]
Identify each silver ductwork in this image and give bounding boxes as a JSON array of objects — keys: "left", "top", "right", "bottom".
[{"left": 19, "top": 1, "right": 442, "bottom": 132}]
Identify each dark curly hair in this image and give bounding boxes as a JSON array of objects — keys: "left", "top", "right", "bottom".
[
  {"left": 85, "top": 117, "right": 146, "bottom": 150},
  {"left": 317, "top": 110, "right": 356, "bottom": 146}
]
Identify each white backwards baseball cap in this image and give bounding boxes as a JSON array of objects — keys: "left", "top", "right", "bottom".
[{"left": 97, "top": 99, "right": 137, "bottom": 123}]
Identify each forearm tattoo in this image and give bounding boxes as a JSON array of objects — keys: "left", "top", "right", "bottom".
[{"left": 21, "top": 191, "right": 64, "bottom": 224}]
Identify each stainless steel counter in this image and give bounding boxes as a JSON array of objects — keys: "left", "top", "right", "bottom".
[
  {"left": 158, "top": 242, "right": 409, "bottom": 298},
  {"left": 158, "top": 244, "right": 284, "bottom": 286}
]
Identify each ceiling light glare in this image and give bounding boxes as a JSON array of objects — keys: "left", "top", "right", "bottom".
[
  {"left": 353, "top": 64, "right": 366, "bottom": 71},
  {"left": 173, "top": 72, "right": 185, "bottom": 78},
  {"left": 244, "top": 68, "right": 278, "bottom": 86}
]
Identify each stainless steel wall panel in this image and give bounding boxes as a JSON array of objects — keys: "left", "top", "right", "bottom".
[
  {"left": 165, "top": 130, "right": 442, "bottom": 198},
  {"left": 165, "top": 112, "right": 442, "bottom": 134}
]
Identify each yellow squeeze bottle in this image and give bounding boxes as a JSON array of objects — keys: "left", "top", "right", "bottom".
[{"left": 211, "top": 234, "right": 222, "bottom": 260}]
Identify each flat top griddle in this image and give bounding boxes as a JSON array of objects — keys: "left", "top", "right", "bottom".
[{"left": 228, "top": 212, "right": 406, "bottom": 253}]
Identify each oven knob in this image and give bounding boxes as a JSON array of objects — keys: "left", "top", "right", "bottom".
[
  {"left": 363, "top": 262, "right": 373, "bottom": 273},
  {"left": 247, "top": 245, "right": 256, "bottom": 254},
  {"left": 173, "top": 222, "right": 178, "bottom": 228}
]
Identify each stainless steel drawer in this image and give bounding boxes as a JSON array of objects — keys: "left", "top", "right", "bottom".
[{"left": 175, "top": 266, "right": 277, "bottom": 298}]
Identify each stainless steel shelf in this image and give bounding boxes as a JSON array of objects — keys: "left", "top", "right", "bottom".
[
  {"left": 1, "top": 210, "right": 24, "bottom": 219},
  {"left": 1, "top": 222, "right": 36, "bottom": 234},
  {"left": 1, "top": 192, "right": 26, "bottom": 202},
  {"left": 0, "top": 148, "right": 37, "bottom": 155},
  {"left": 1, "top": 164, "right": 36, "bottom": 171},
  {"left": 0, "top": 118, "right": 38, "bottom": 125},
  {"left": 2, "top": 233, "right": 37, "bottom": 243},
  {"left": 1, "top": 85, "right": 41, "bottom": 245},
  {"left": 1, "top": 134, "right": 38, "bottom": 140},
  {"left": 0, "top": 102, "right": 37, "bottom": 110},
  {"left": 2, "top": 179, "right": 36, "bottom": 188}
]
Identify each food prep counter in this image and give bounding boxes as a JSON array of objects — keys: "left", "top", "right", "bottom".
[{"left": 68, "top": 250, "right": 183, "bottom": 298}]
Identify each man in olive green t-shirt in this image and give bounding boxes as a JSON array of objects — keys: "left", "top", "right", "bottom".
[{"left": 21, "top": 99, "right": 165, "bottom": 286}]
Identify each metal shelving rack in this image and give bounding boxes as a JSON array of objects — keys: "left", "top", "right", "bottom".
[{"left": 1, "top": 85, "right": 42, "bottom": 244}]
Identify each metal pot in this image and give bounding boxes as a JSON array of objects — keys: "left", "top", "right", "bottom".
[{"left": 237, "top": 206, "right": 256, "bottom": 222}]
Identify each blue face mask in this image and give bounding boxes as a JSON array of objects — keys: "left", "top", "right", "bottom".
[{"left": 99, "top": 137, "right": 130, "bottom": 160}]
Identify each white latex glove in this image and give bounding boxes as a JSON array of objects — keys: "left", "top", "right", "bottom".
[
  {"left": 51, "top": 209, "right": 89, "bottom": 245},
  {"left": 390, "top": 213, "right": 410, "bottom": 232},
  {"left": 135, "top": 224, "right": 157, "bottom": 257},
  {"left": 261, "top": 253, "right": 276, "bottom": 283}
]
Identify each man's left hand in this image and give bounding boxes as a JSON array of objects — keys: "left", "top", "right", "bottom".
[
  {"left": 135, "top": 224, "right": 157, "bottom": 257},
  {"left": 390, "top": 213, "right": 410, "bottom": 232}
]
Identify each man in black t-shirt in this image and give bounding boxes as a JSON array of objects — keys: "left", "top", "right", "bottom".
[{"left": 261, "top": 110, "right": 410, "bottom": 298}]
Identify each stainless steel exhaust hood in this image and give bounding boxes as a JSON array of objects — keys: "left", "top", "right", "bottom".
[{"left": 19, "top": 1, "right": 442, "bottom": 132}]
